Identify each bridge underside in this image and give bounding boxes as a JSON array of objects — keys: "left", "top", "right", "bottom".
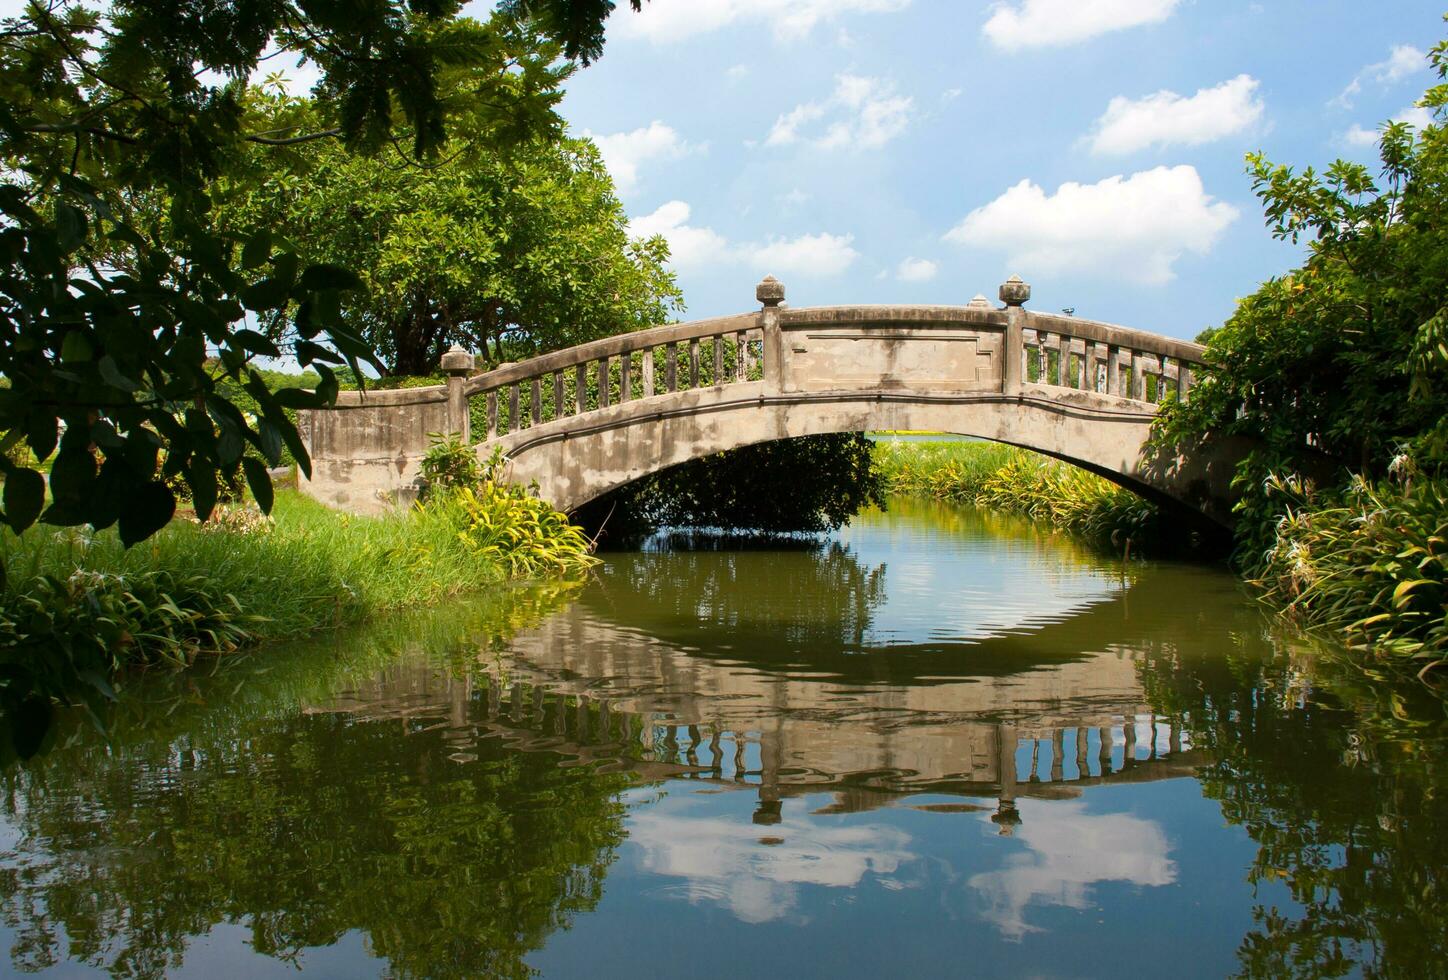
[{"left": 493, "top": 381, "right": 1240, "bottom": 530}]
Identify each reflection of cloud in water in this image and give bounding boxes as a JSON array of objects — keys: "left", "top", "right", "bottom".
[
  {"left": 630, "top": 804, "right": 915, "bottom": 924},
  {"left": 969, "top": 800, "right": 1176, "bottom": 940}
]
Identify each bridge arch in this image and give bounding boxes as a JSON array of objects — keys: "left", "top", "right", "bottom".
[{"left": 298, "top": 277, "right": 1243, "bottom": 529}]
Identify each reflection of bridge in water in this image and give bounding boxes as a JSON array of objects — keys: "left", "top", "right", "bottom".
[{"left": 311, "top": 563, "right": 1226, "bottom": 831}]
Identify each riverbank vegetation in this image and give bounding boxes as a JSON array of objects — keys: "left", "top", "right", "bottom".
[
  {"left": 874, "top": 440, "right": 1161, "bottom": 555},
  {"left": 1152, "top": 36, "right": 1448, "bottom": 685},
  {"left": 0, "top": 452, "right": 596, "bottom": 760}
]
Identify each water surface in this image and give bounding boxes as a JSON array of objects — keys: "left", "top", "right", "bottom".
[{"left": 1, "top": 499, "right": 1444, "bottom": 978}]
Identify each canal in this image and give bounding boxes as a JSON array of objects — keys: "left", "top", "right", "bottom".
[{"left": 0, "top": 497, "right": 1443, "bottom": 978}]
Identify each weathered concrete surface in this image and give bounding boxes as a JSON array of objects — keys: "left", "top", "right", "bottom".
[
  {"left": 298, "top": 385, "right": 446, "bottom": 511},
  {"left": 492, "top": 382, "right": 1236, "bottom": 528},
  {"left": 299, "top": 279, "right": 1240, "bottom": 527}
]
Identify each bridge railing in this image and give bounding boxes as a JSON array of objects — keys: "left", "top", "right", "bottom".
[
  {"left": 435, "top": 278, "right": 1207, "bottom": 445},
  {"left": 1018, "top": 309, "right": 1202, "bottom": 403},
  {"left": 453, "top": 312, "right": 767, "bottom": 441}
]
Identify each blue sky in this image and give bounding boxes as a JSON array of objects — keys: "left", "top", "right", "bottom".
[{"left": 554, "top": 0, "right": 1445, "bottom": 340}]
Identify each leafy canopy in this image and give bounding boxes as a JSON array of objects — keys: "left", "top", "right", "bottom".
[
  {"left": 1154, "top": 31, "right": 1448, "bottom": 487},
  {"left": 0, "top": 0, "right": 639, "bottom": 545},
  {"left": 219, "top": 87, "right": 681, "bottom": 375}
]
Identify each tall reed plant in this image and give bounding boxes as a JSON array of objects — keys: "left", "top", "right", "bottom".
[
  {"left": 874, "top": 439, "right": 1161, "bottom": 553},
  {"left": 1246, "top": 471, "right": 1447, "bottom": 680}
]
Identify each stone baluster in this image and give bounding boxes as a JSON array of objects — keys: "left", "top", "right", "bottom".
[
  {"left": 1107, "top": 344, "right": 1122, "bottom": 396},
  {"left": 758, "top": 275, "right": 785, "bottom": 391},
  {"left": 1001, "top": 275, "right": 1029, "bottom": 396},
  {"left": 689, "top": 338, "right": 701, "bottom": 388},
  {"left": 574, "top": 363, "right": 587, "bottom": 414},
  {"left": 507, "top": 383, "right": 520, "bottom": 434},
  {"left": 485, "top": 390, "right": 498, "bottom": 438},
  {"left": 552, "top": 370, "right": 564, "bottom": 418},
  {"left": 713, "top": 334, "right": 725, "bottom": 383},
  {"left": 530, "top": 377, "right": 542, "bottom": 426},
  {"left": 441, "top": 344, "right": 472, "bottom": 442},
  {"left": 643, "top": 346, "right": 656, "bottom": 397},
  {"left": 666, "top": 342, "right": 678, "bottom": 391},
  {"left": 597, "top": 357, "right": 610, "bottom": 409},
  {"left": 1055, "top": 333, "right": 1069, "bottom": 386},
  {"left": 620, "top": 350, "right": 632, "bottom": 402}
]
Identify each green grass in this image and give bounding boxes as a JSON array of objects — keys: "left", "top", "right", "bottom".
[
  {"left": 1, "top": 491, "right": 508, "bottom": 643},
  {"left": 873, "top": 439, "right": 1161, "bottom": 553},
  {"left": 0, "top": 484, "right": 601, "bottom": 754}
]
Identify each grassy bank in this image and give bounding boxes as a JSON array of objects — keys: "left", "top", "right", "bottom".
[
  {"left": 0, "top": 483, "right": 595, "bottom": 750},
  {"left": 873, "top": 440, "right": 1161, "bottom": 554}
]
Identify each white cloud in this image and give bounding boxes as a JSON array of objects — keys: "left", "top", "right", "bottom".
[
  {"left": 629, "top": 200, "right": 732, "bottom": 269},
  {"left": 896, "top": 257, "right": 938, "bottom": 282},
  {"left": 969, "top": 802, "right": 1177, "bottom": 940},
  {"left": 766, "top": 74, "right": 913, "bottom": 150},
  {"left": 611, "top": 0, "right": 909, "bottom": 44},
  {"left": 1088, "top": 75, "right": 1265, "bottom": 155},
  {"left": 750, "top": 232, "right": 859, "bottom": 277},
  {"left": 1333, "top": 45, "right": 1427, "bottom": 109},
  {"left": 631, "top": 200, "right": 859, "bottom": 277},
  {"left": 943, "top": 165, "right": 1238, "bottom": 284},
  {"left": 726, "top": 64, "right": 750, "bottom": 81},
  {"left": 631, "top": 806, "right": 915, "bottom": 924},
  {"left": 584, "top": 121, "right": 700, "bottom": 196},
  {"left": 1345, "top": 105, "right": 1436, "bottom": 147},
  {"left": 983, "top": 0, "right": 1180, "bottom": 51}
]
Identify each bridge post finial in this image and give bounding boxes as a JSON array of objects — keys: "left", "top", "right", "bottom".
[
  {"left": 440, "top": 344, "right": 473, "bottom": 443},
  {"left": 757, "top": 276, "right": 785, "bottom": 392},
  {"left": 756, "top": 275, "right": 785, "bottom": 308},
  {"left": 1000, "top": 277, "right": 1029, "bottom": 397},
  {"left": 999, "top": 274, "right": 1031, "bottom": 308}
]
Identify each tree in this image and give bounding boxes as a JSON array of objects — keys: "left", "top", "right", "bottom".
[
  {"left": 1153, "top": 32, "right": 1448, "bottom": 503},
  {"left": 0, "top": 0, "right": 642, "bottom": 546},
  {"left": 220, "top": 91, "right": 681, "bottom": 375}
]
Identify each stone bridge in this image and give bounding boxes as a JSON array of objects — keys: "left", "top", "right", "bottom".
[{"left": 299, "top": 276, "right": 1240, "bottom": 528}]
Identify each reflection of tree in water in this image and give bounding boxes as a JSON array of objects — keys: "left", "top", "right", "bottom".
[
  {"left": 0, "top": 586, "right": 629, "bottom": 980},
  {"left": 588, "top": 541, "right": 887, "bottom": 665},
  {"left": 1137, "top": 638, "right": 1448, "bottom": 978}
]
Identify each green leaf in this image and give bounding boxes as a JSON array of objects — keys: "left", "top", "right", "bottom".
[
  {"left": 60, "top": 331, "right": 93, "bottom": 363},
  {"left": 242, "top": 457, "right": 274, "bottom": 514},
  {"left": 3, "top": 468, "right": 45, "bottom": 532},
  {"left": 118, "top": 481, "right": 176, "bottom": 547},
  {"left": 25, "top": 413, "right": 57, "bottom": 462},
  {"left": 242, "top": 229, "right": 273, "bottom": 269},
  {"left": 240, "top": 277, "right": 291, "bottom": 311},
  {"left": 257, "top": 418, "right": 284, "bottom": 466},
  {"left": 47, "top": 447, "right": 96, "bottom": 508},
  {"left": 98, "top": 355, "right": 140, "bottom": 392},
  {"left": 188, "top": 458, "right": 218, "bottom": 522},
  {"left": 1392, "top": 579, "right": 1435, "bottom": 607},
  {"left": 299, "top": 263, "right": 363, "bottom": 292},
  {"left": 54, "top": 201, "right": 87, "bottom": 252}
]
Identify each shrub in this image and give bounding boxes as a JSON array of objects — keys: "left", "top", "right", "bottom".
[{"left": 1247, "top": 471, "right": 1447, "bottom": 678}]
